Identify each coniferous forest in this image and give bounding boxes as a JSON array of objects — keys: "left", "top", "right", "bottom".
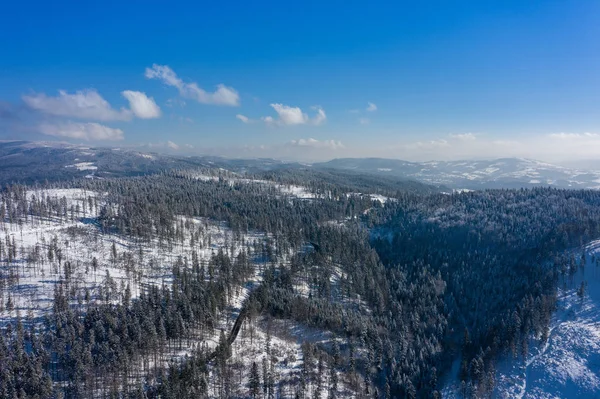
[{"left": 1, "top": 167, "right": 600, "bottom": 398}]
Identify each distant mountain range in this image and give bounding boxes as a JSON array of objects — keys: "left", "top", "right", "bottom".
[
  {"left": 2, "top": 141, "right": 600, "bottom": 190},
  {"left": 315, "top": 157, "right": 600, "bottom": 190},
  {"left": 0, "top": 141, "right": 287, "bottom": 185}
]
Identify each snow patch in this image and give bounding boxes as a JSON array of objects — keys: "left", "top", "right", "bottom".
[{"left": 65, "top": 162, "right": 98, "bottom": 171}]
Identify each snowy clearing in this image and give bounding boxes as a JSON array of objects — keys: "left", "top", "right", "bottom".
[{"left": 65, "top": 162, "right": 98, "bottom": 171}]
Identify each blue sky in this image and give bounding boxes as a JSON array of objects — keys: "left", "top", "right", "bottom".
[{"left": 1, "top": 0, "right": 599, "bottom": 161}]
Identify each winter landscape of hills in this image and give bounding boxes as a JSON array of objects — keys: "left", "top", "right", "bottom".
[
  {"left": 5, "top": 140, "right": 600, "bottom": 192},
  {"left": 1, "top": 140, "right": 600, "bottom": 398},
  {"left": 316, "top": 157, "right": 600, "bottom": 190},
  {"left": 4, "top": 1, "right": 600, "bottom": 396}
]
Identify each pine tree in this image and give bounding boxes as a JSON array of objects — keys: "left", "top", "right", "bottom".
[{"left": 249, "top": 361, "right": 261, "bottom": 398}]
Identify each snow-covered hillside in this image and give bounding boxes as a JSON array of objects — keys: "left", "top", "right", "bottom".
[
  {"left": 0, "top": 187, "right": 362, "bottom": 397},
  {"left": 318, "top": 157, "right": 600, "bottom": 190},
  {"left": 186, "top": 171, "right": 321, "bottom": 200},
  {"left": 0, "top": 188, "right": 266, "bottom": 324},
  {"left": 495, "top": 245, "right": 600, "bottom": 399},
  {"left": 443, "top": 243, "right": 600, "bottom": 398}
]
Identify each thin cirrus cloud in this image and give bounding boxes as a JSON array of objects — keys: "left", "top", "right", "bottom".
[
  {"left": 366, "top": 102, "right": 377, "bottom": 112},
  {"left": 235, "top": 114, "right": 251, "bottom": 123},
  {"left": 38, "top": 121, "right": 124, "bottom": 141},
  {"left": 145, "top": 64, "right": 240, "bottom": 106},
  {"left": 22, "top": 89, "right": 161, "bottom": 121},
  {"left": 311, "top": 106, "right": 327, "bottom": 125},
  {"left": 350, "top": 102, "right": 376, "bottom": 124}
]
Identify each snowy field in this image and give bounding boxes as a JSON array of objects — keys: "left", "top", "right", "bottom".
[{"left": 65, "top": 162, "right": 98, "bottom": 171}]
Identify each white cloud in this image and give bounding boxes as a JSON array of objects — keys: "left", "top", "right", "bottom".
[
  {"left": 23, "top": 90, "right": 132, "bottom": 121},
  {"left": 38, "top": 122, "right": 124, "bottom": 141},
  {"left": 271, "top": 103, "right": 308, "bottom": 125},
  {"left": 145, "top": 64, "right": 239, "bottom": 106},
  {"left": 121, "top": 90, "right": 161, "bottom": 119},
  {"left": 359, "top": 117, "right": 370, "bottom": 125},
  {"left": 236, "top": 114, "right": 251, "bottom": 123},
  {"left": 366, "top": 102, "right": 377, "bottom": 112},
  {"left": 289, "top": 138, "right": 345, "bottom": 150},
  {"left": 450, "top": 133, "right": 477, "bottom": 141},
  {"left": 23, "top": 89, "right": 162, "bottom": 121},
  {"left": 264, "top": 104, "right": 326, "bottom": 126},
  {"left": 167, "top": 140, "right": 180, "bottom": 150}
]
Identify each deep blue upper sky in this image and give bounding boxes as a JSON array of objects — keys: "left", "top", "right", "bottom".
[{"left": 1, "top": 0, "right": 599, "bottom": 161}]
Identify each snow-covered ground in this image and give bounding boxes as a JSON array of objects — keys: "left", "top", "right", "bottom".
[
  {"left": 0, "top": 188, "right": 265, "bottom": 323},
  {"left": 346, "top": 192, "right": 396, "bottom": 205},
  {"left": 0, "top": 187, "right": 363, "bottom": 397},
  {"left": 493, "top": 252, "right": 600, "bottom": 399},
  {"left": 443, "top": 243, "right": 600, "bottom": 398},
  {"left": 187, "top": 171, "right": 321, "bottom": 199},
  {"left": 65, "top": 162, "right": 98, "bottom": 171},
  {"left": 217, "top": 316, "right": 356, "bottom": 398}
]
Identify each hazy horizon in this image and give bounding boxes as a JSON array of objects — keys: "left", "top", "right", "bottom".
[{"left": 6, "top": 139, "right": 600, "bottom": 171}]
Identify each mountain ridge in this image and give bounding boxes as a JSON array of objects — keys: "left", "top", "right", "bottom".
[
  {"left": 2, "top": 140, "right": 600, "bottom": 191},
  {"left": 315, "top": 157, "right": 600, "bottom": 190}
]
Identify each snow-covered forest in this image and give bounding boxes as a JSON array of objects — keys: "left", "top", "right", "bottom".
[{"left": 2, "top": 167, "right": 600, "bottom": 398}]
